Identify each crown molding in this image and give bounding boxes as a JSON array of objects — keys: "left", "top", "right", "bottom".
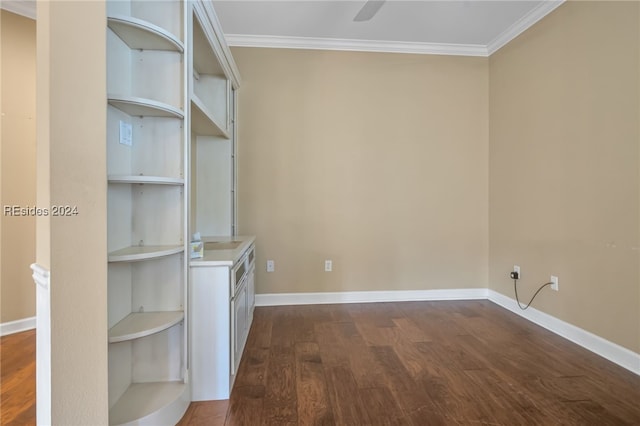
[
  {"left": 487, "top": 0, "right": 565, "bottom": 55},
  {"left": 225, "top": 34, "right": 488, "bottom": 57},
  {"left": 1, "top": 0, "right": 36, "bottom": 20},
  {"left": 226, "top": 1, "right": 566, "bottom": 58}
]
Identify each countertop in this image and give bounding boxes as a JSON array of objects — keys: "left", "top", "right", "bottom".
[{"left": 189, "top": 235, "right": 255, "bottom": 267}]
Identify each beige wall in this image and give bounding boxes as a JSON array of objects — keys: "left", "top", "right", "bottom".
[
  {"left": 37, "top": 1, "right": 108, "bottom": 423},
  {"left": 489, "top": 1, "right": 639, "bottom": 352},
  {"left": 234, "top": 48, "right": 489, "bottom": 295},
  {"left": 1, "top": 10, "right": 36, "bottom": 323}
]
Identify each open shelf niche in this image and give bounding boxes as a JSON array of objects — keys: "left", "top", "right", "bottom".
[{"left": 189, "top": 4, "right": 239, "bottom": 237}]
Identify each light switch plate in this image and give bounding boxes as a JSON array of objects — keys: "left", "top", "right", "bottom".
[{"left": 119, "top": 121, "right": 133, "bottom": 146}]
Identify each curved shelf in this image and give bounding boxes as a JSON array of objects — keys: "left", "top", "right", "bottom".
[
  {"left": 108, "top": 245, "right": 184, "bottom": 262},
  {"left": 190, "top": 95, "right": 229, "bottom": 138},
  {"left": 108, "top": 95, "right": 184, "bottom": 119},
  {"left": 109, "top": 311, "right": 184, "bottom": 343},
  {"left": 109, "top": 381, "right": 189, "bottom": 426},
  {"left": 108, "top": 15, "right": 184, "bottom": 53},
  {"left": 108, "top": 175, "right": 185, "bottom": 185}
]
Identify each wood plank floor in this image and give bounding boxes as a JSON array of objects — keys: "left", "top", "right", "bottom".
[
  {"left": 1, "top": 328, "right": 36, "bottom": 425},
  {"left": 179, "top": 300, "right": 640, "bottom": 426},
  {"left": 3, "top": 301, "right": 639, "bottom": 425}
]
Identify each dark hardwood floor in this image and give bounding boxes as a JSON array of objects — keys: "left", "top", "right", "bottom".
[
  {"left": 1, "top": 328, "right": 36, "bottom": 425},
  {"left": 181, "top": 300, "right": 640, "bottom": 426},
  {"left": 3, "top": 301, "right": 640, "bottom": 425}
]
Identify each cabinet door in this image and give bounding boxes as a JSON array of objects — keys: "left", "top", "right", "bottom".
[
  {"left": 248, "top": 265, "right": 255, "bottom": 319},
  {"left": 232, "top": 281, "right": 248, "bottom": 374}
]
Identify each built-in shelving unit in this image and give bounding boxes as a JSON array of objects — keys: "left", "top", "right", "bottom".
[
  {"left": 190, "top": 3, "right": 240, "bottom": 237},
  {"left": 107, "top": 0, "right": 242, "bottom": 421},
  {"left": 106, "top": 0, "right": 188, "bottom": 424}
]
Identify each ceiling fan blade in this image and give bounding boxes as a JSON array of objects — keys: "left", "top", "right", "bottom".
[{"left": 353, "top": 0, "right": 385, "bottom": 22}]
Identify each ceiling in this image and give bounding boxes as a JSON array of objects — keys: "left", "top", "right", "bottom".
[
  {"left": 213, "top": 0, "right": 564, "bottom": 56},
  {"left": 1, "top": 0, "right": 36, "bottom": 19},
  {"left": 1, "top": 0, "right": 564, "bottom": 57}
]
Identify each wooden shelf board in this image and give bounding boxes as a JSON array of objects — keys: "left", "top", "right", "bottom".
[
  {"left": 108, "top": 245, "right": 184, "bottom": 262},
  {"left": 109, "top": 311, "right": 184, "bottom": 343},
  {"left": 108, "top": 95, "right": 184, "bottom": 119},
  {"left": 108, "top": 175, "right": 185, "bottom": 185},
  {"left": 190, "top": 96, "right": 229, "bottom": 138},
  {"left": 109, "top": 381, "right": 188, "bottom": 426},
  {"left": 108, "top": 15, "right": 184, "bottom": 52}
]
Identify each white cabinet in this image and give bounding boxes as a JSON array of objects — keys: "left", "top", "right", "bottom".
[
  {"left": 190, "top": 242, "right": 255, "bottom": 401},
  {"left": 106, "top": 1, "right": 189, "bottom": 424}
]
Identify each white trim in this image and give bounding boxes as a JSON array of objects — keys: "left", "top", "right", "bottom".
[
  {"left": 486, "top": 0, "right": 565, "bottom": 55},
  {"left": 0, "top": 316, "right": 36, "bottom": 336},
  {"left": 487, "top": 290, "right": 640, "bottom": 376},
  {"left": 225, "top": 34, "right": 488, "bottom": 57},
  {"left": 255, "top": 288, "right": 488, "bottom": 307},
  {"left": 31, "top": 263, "right": 51, "bottom": 425},
  {"left": 31, "top": 263, "right": 50, "bottom": 289},
  {"left": 1, "top": 0, "right": 36, "bottom": 20}
]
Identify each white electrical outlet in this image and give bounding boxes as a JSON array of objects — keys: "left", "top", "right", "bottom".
[
  {"left": 550, "top": 275, "right": 559, "bottom": 291},
  {"left": 324, "top": 260, "right": 332, "bottom": 272},
  {"left": 266, "top": 260, "right": 275, "bottom": 272},
  {"left": 514, "top": 265, "right": 521, "bottom": 278}
]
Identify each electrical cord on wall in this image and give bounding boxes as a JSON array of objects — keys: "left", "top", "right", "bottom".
[{"left": 514, "top": 278, "right": 552, "bottom": 310}]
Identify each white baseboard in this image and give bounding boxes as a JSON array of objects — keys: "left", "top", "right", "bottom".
[
  {"left": 255, "top": 288, "right": 488, "bottom": 307},
  {"left": 255, "top": 287, "right": 639, "bottom": 376},
  {"left": 487, "top": 290, "right": 640, "bottom": 376},
  {"left": 0, "top": 316, "right": 36, "bottom": 336}
]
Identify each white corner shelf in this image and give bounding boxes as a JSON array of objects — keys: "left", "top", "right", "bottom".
[
  {"left": 108, "top": 15, "right": 184, "bottom": 53},
  {"left": 107, "top": 0, "right": 191, "bottom": 423},
  {"left": 190, "top": 95, "right": 229, "bottom": 138},
  {"left": 108, "top": 245, "right": 184, "bottom": 263},
  {"left": 108, "top": 95, "right": 184, "bottom": 119},
  {"left": 109, "top": 381, "right": 189, "bottom": 426},
  {"left": 108, "top": 175, "right": 185, "bottom": 185},
  {"left": 109, "top": 311, "right": 184, "bottom": 343}
]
